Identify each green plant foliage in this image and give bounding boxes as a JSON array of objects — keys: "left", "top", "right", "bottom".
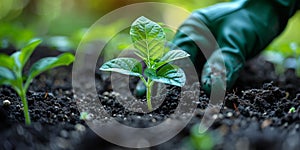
[
  {"left": 289, "top": 107, "right": 296, "bottom": 113},
  {"left": 0, "top": 39, "right": 75, "bottom": 125},
  {"left": 80, "top": 112, "right": 92, "bottom": 120},
  {"left": 130, "top": 16, "right": 166, "bottom": 62},
  {"left": 145, "top": 64, "right": 185, "bottom": 87},
  {"left": 190, "top": 125, "right": 214, "bottom": 150},
  {"left": 0, "top": 23, "right": 36, "bottom": 49},
  {"left": 263, "top": 42, "right": 300, "bottom": 76},
  {"left": 182, "top": 124, "right": 216, "bottom": 150},
  {"left": 100, "top": 16, "right": 190, "bottom": 111},
  {"left": 100, "top": 58, "right": 142, "bottom": 77}
]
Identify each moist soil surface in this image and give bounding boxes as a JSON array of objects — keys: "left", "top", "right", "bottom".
[{"left": 0, "top": 48, "right": 300, "bottom": 150}]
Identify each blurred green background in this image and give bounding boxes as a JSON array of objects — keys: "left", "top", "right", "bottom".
[{"left": 0, "top": 0, "right": 299, "bottom": 51}]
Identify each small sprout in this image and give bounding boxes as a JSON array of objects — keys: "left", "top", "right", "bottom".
[
  {"left": 289, "top": 107, "right": 296, "bottom": 113},
  {"left": 0, "top": 39, "right": 75, "bottom": 125},
  {"left": 3, "top": 100, "right": 11, "bottom": 106},
  {"left": 80, "top": 112, "right": 92, "bottom": 121},
  {"left": 100, "top": 16, "right": 190, "bottom": 111},
  {"left": 183, "top": 124, "right": 216, "bottom": 150}
]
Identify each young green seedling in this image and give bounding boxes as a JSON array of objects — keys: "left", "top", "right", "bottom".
[
  {"left": 187, "top": 124, "right": 215, "bottom": 150},
  {"left": 0, "top": 39, "right": 74, "bottom": 125},
  {"left": 80, "top": 112, "right": 92, "bottom": 121},
  {"left": 288, "top": 107, "right": 296, "bottom": 113},
  {"left": 100, "top": 16, "right": 190, "bottom": 111}
]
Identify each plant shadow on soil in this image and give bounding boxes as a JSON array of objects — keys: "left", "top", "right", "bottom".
[{"left": 0, "top": 47, "right": 300, "bottom": 150}]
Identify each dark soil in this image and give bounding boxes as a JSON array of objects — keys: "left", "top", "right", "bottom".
[{"left": 1, "top": 47, "right": 300, "bottom": 150}]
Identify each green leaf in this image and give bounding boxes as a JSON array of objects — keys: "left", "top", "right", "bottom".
[
  {"left": 0, "top": 67, "right": 16, "bottom": 85},
  {"left": 0, "top": 54, "right": 14, "bottom": 70},
  {"left": 144, "top": 68, "right": 156, "bottom": 78},
  {"left": 160, "top": 50, "right": 190, "bottom": 62},
  {"left": 155, "top": 50, "right": 190, "bottom": 69},
  {"left": 11, "top": 51, "right": 22, "bottom": 70},
  {"left": 100, "top": 58, "right": 142, "bottom": 77},
  {"left": 145, "top": 64, "right": 186, "bottom": 87},
  {"left": 130, "top": 16, "right": 166, "bottom": 63},
  {"left": 26, "top": 53, "right": 74, "bottom": 87},
  {"left": 10, "top": 39, "right": 42, "bottom": 71},
  {"left": 19, "top": 39, "right": 42, "bottom": 67}
]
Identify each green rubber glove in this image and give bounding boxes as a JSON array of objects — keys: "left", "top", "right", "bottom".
[{"left": 172, "top": 0, "right": 299, "bottom": 94}]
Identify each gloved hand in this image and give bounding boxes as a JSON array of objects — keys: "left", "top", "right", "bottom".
[{"left": 172, "top": 0, "right": 299, "bottom": 94}]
